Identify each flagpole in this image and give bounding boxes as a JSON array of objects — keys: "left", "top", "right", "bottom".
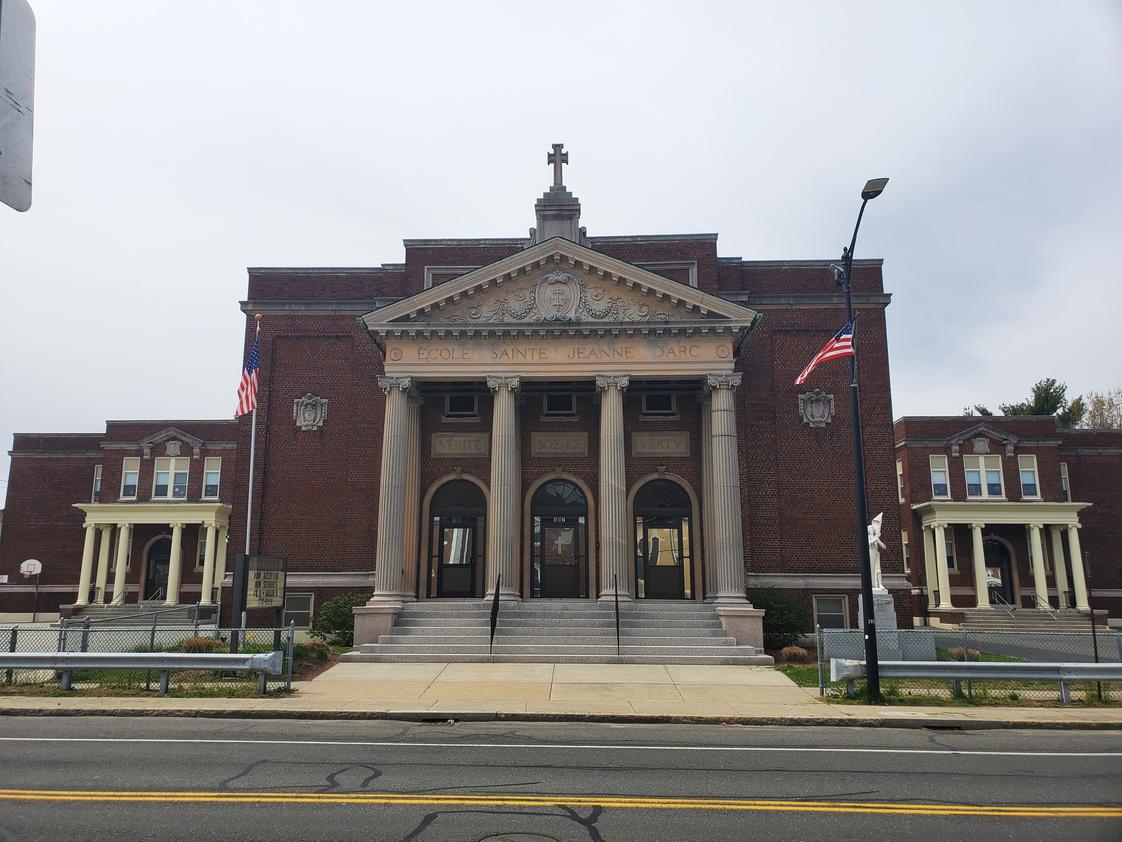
[{"left": 244, "top": 314, "right": 261, "bottom": 557}]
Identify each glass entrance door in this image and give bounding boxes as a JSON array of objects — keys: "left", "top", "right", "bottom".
[
  {"left": 983, "top": 539, "right": 1014, "bottom": 605},
  {"left": 436, "top": 519, "right": 478, "bottom": 598},
  {"left": 427, "top": 479, "right": 487, "bottom": 599},
  {"left": 144, "top": 537, "right": 171, "bottom": 600},
  {"left": 637, "top": 516, "right": 687, "bottom": 599},
  {"left": 536, "top": 515, "right": 585, "bottom": 598}
]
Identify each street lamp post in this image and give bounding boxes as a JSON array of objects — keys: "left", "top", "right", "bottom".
[{"left": 836, "top": 177, "right": 889, "bottom": 703}]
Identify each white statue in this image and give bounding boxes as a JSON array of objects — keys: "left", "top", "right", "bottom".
[{"left": 868, "top": 512, "right": 887, "bottom": 591}]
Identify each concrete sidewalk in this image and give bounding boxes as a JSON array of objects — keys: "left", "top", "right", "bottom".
[{"left": 1, "top": 662, "right": 1120, "bottom": 729}]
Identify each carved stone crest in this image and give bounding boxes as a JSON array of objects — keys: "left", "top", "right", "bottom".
[
  {"left": 165, "top": 440, "right": 181, "bottom": 456},
  {"left": 293, "top": 394, "right": 328, "bottom": 431},
  {"left": 972, "top": 436, "right": 990, "bottom": 453},
  {"left": 798, "top": 390, "right": 835, "bottom": 427}
]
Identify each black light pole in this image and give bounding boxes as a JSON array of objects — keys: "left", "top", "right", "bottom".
[{"left": 837, "top": 177, "right": 889, "bottom": 703}]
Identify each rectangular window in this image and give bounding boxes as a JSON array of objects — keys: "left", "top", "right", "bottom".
[
  {"left": 196, "top": 529, "right": 207, "bottom": 570},
  {"left": 964, "top": 455, "right": 1004, "bottom": 499},
  {"left": 945, "top": 529, "right": 957, "bottom": 570},
  {"left": 91, "top": 465, "right": 102, "bottom": 503},
  {"left": 153, "top": 457, "right": 189, "bottom": 500},
  {"left": 1018, "top": 455, "right": 1040, "bottom": 499},
  {"left": 896, "top": 459, "right": 905, "bottom": 503},
  {"left": 203, "top": 457, "right": 221, "bottom": 499},
  {"left": 813, "top": 595, "right": 849, "bottom": 630},
  {"left": 444, "top": 394, "right": 478, "bottom": 419},
  {"left": 283, "top": 593, "right": 314, "bottom": 628},
  {"left": 929, "top": 455, "right": 949, "bottom": 498},
  {"left": 1060, "top": 462, "right": 1071, "bottom": 502},
  {"left": 543, "top": 393, "right": 576, "bottom": 417},
  {"left": 120, "top": 457, "right": 140, "bottom": 500},
  {"left": 642, "top": 393, "right": 676, "bottom": 417},
  {"left": 901, "top": 530, "right": 910, "bottom": 574}
]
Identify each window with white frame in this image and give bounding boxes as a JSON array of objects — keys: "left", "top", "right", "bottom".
[
  {"left": 896, "top": 460, "right": 905, "bottom": 503},
  {"left": 283, "top": 593, "right": 314, "bottom": 628},
  {"left": 642, "top": 393, "right": 676, "bottom": 417},
  {"left": 929, "top": 455, "right": 949, "bottom": 498},
  {"left": 964, "top": 454, "right": 1004, "bottom": 499},
  {"left": 120, "top": 457, "right": 140, "bottom": 500},
  {"left": 1060, "top": 462, "right": 1071, "bottom": 502},
  {"left": 813, "top": 595, "right": 849, "bottom": 629},
  {"left": 901, "top": 530, "right": 910, "bottom": 573},
  {"left": 202, "top": 457, "right": 221, "bottom": 499},
  {"left": 543, "top": 393, "right": 576, "bottom": 417},
  {"left": 444, "top": 394, "right": 478, "bottom": 419},
  {"left": 153, "top": 457, "right": 189, "bottom": 500},
  {"left": 195, "top": 528, "right": 207, "bottom": 570},
  {"left": 945, "top": 528, "right": 957, "bottom": 570},
  {"left": 91, "top": 465, "right": 102, "bottom": 503},
  {"left": 1018, "top": 455, "right": 1040, "bottom": 499}
]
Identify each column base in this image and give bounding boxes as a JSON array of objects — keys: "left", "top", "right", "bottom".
[
  {"left": 714, "top": 605, "right": 765, "bottom": 650},
  {"left": 706, "top": 594, "right": 749, "bottom": 605},
  {"left": 353, "top": 602, "right": 402, "bottom": 646},
  {"left": 598, "top": 592, "right": 633, "bottom": 603}
]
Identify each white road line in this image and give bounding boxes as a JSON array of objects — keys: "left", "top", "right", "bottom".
[{"left": 0, "top": 736, "right": 1118, "bottom": 758}]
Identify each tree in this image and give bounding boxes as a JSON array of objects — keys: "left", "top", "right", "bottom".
[
  {"left": 980, "top": 378, "right": 1087, "bottom": 428},
  {"left": 309, "top": 592, "right": 371, "bottom": 647},
  {"left": 1083, "top": 388, "right": 1122, "bottom": 429}
]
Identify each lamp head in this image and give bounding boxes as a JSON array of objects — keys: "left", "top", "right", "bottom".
[{"left": 861, "top": 177, "right": 889, "bottom": 201}]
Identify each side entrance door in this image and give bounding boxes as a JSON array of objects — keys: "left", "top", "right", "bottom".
[{"left": 143, "top": 537, "right": 172, "bottom": 600}]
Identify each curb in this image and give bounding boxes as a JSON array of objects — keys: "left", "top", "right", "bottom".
[{"left": 1, "top": 706, "right": 1120, "bottom": 730}]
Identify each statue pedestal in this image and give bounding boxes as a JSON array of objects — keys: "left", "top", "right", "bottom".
[{"left": 872, "top": 588, "right": 902, "bottom": 660}]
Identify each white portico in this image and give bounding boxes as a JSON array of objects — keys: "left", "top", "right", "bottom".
[{"left": 352, "top": 235, "right": 765, "bottom": 645}]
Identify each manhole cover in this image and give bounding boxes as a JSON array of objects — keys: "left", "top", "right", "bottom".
[{"left": 479, "top": 835, "right": 558, "bottom": 842}]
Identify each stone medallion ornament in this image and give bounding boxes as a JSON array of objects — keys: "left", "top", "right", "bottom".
[
  {"left": 293, "top": 394, "right": 328, "bottom": 431},
  {"left": 798, "top": 389, "right": 835, "bottom": 427},
  {"left": 165, "top": 440, "right": 181, "bottom": 456}
]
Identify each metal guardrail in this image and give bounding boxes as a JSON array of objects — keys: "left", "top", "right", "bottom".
[
  {"left": 831, "top": 658, "right": 1122, "bottom": 704},
  {"left": 0, "top": 651, "right": 283, "bottom": 695}
]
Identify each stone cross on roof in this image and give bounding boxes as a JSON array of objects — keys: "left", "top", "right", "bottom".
[{"left": 547, "top": 143, "right": 568, "bottom": 188}]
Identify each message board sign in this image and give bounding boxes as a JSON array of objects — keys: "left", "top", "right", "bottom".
[{"left": 245, "top": 556, "right": 286, "bottom": 609}]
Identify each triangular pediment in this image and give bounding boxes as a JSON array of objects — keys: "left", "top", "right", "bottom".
[
  {"left": 136, "top": 427, "right": 206, "bottom": 448},
  {"left": 949, "top": 423, "right": 1019, "bottom": 446},
  {"left": 362, "top": 238, "right": 758, "bottom": 335}
]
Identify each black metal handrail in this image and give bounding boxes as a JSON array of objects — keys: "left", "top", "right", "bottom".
[
  {"left": 613, "top": 574, "right": 621, "bottom": 657},
  {"left": 489, "top": 574, "right": 501, "bottom": 655}
]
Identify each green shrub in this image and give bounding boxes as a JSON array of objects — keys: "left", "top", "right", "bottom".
[
  {"left": 747, "top": 587, "right": 812, "bottom": 650},
  {"left": 309, "top": 593, "right": 371, "bottom": 646},
  {"left": 178, "top": 636, "right": 225, "bottom": 654}
]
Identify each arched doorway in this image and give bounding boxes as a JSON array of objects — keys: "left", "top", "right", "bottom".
[
  {"left": 144, "top": 536, "right": 172, "bottom": 600},
  {"left": 531, "top": 479, "right": 589, "bottom": 598},
  {"left": 428, "top": 479, "right": 486, "bottom": 598},
  {"left": 983, "top": 538, "right": 1014, "bottom": 606},
  {"left": 633, "top": 479, "right": 693, "bottom": 599}
]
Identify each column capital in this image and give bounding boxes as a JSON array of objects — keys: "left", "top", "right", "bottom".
[
  {"left": 595, "top": 374, "right": 630, "bottom": 391},
  {"left": 931, "top": 521, "right": 946, "bottom": 530},
  {"left": 377, "top": 375, "right": 412, "bottom": 393},
  {"left": 169, "top": 522, "right": 185, "bottom": 530},
  {"left": 970, "top": 522, "right": 986, "bottom": 530},
  {"left": 706, "top": 372, "right": 742, "bottom": 391},
  {"left": 116, "top": 522, "right": 130, "bottom": 530},
  {"left": 1028, "top": 522, "right": 1044, "bottom": 530},
  {"left": 1069, "top": 522, "right": 1082, "bottom": 530},
  {"left": 486, "top": 375, "right": 520, "bottom": 392},
  {"left": 82, "top": 521, "right": 95, "bottom": 530},
  {"left": 202, "top": 521, "right": 217, "bottom": 531}
]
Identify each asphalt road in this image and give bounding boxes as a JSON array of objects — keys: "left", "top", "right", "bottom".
[{"left": 0, "top": 716, "right": 1119, "bottom": 841}]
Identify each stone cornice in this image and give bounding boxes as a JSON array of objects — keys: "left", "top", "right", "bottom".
[
  {"left": 74, "top": 502, "right": 232, "bottom": 527},
  {"left": 910, "top": 500, "right": 1089, "bottom": 526}
]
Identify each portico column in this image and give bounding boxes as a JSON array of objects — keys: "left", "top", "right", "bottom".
[
  {"left": 199, "top": 522, "right": 218, "bottom": 605},
  {"left": 213, "top": 525, "right": 229, "bottom": 604},
  {"left": 401, "top": 394, "right": 422, "bottom": 600},
  {"left": 94, "top": 525, "right": 113, "bottom": 604},
  {"left": 933, "top": 522, "right": 952, "bottom": 609},
  {"left": 700, "top": 392, "right": 717, "bottom": 599},
  {"left": 1067, "top": 524, "right": 1089, "bottom": 610},
  {"left": 165, "top": 522, "right": 185, "bottom": 605},
  {"left": 75, "top": 523, "right": 97, "bottom": 606},
  {"left": 485, "top": 376, "right": 520, "bottom": 599},
  {"left": 970, "top": 523, "right": 989, "bottom": 608},
  {"left": 1049, "top": 526, "right": 1071, "bottom": 609},
  {"left": 372, "top": 376, "right": 412, "bottom": 602},
  {"left": 707, "top": 373, "right": 747, "bottom": 602},
  {"left": 596, "top": 374, "right": 630, "bottom": 600},
  {"left": 110, "top": 523, "right": 131, "bottom": 604},
  {"left": 1027, "top": 523, "right": 1048, "bottom": 608},
  {"left": 921, "top": 524, "right": 938, "bottom": 609}
]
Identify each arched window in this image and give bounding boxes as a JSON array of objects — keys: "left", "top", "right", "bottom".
[
  {"left": 634, "top": 479, "right": 693, "bottom": 599},
  {"left": 531, "top": 479, "right": 589, "bottom": 598},
  {"left": 428, "top": 480, "right": 486, "bottom": 598}
]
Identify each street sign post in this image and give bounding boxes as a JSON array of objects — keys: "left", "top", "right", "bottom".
[{"left": 0, "top": 0, "right": 36, "bottom": 212}]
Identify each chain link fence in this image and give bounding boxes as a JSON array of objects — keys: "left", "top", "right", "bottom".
[
  {"left": 0, "top": 623, "right": 296, "bottom": 695},
  {"left": 814, "top": 626, "right": 1122, "bottom": 705}
]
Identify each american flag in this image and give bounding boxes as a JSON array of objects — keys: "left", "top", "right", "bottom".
[
  {"left": 235, "top": 335, "right": 260, "bottom": 417},
  {"left": 794, "top": 318, "right": 856, "bottom": 385}
]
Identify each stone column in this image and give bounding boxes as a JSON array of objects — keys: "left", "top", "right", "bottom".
[
  {"left": 706, "top": 373, "right": 746, "bottom": 602},
  {"left": 199, "top": 522, "right": 218, "bottom": 605},
  {"left": 214, "top": 525, "right": 229, "bottom": 604},
  {"left": 371, "top": 376, "right": 412, "bottom": 601},
  {"left": 921, "top": 524, "right": 938, "bottom": 609},
  {"left": 484, "top": 375, "right": 521, "bottom": 600},
  {"left": 1049, "top": 526, "right": 1071, "bottom": 609},
  {"left": 970, "top": 523, "right": 989, "bottom": 609},
  {"left": 1027, "top": 523, "right": 1048, "bottom": 608},
  {"left": 165, "top": 522, "right": 185, "bottom": 605},
  {"left": 110, "top": 523, "right": 131, "bottom": 604},
  {"left": 1067, "top": 524, "right": 1089, "bottom": 611},
  {"left": 596, "top": 374, "right": 630, "bottom": 600},
  {"left": 933, "top": 523, "right": 952, "bottom": 609},
  {"left": 401, "top": 394, "right": 422, "bottom": 600},
  {"left": 75, "top": 523, "right": 97, "bottom": 606},
  {"left": 700, "top": 392, "right": 717, "bottom": 599},
  {"left": 94, "top": 525, "right": 113, "bottom": 604}
]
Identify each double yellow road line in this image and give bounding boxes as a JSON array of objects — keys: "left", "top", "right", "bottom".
[{"left": 0, "top": 789, "right": 1118, "bottom": 818}]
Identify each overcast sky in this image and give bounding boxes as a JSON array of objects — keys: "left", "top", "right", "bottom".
[{"left": 2, "top": 1, "right": 1120, "bottom": 492}]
